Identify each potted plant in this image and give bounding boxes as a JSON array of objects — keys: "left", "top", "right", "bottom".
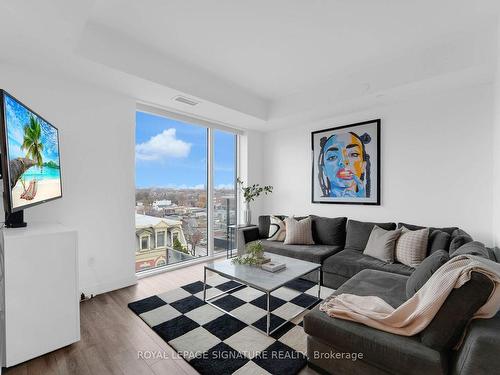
[
  {"left": 237, "top": 178, "right": 273, "bottom": 225},
  {"left": 232, "top": 241, "right": 268, "bottom": 265}
]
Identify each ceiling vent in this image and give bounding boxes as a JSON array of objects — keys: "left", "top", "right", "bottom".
[{"left": 173, "top": 95, "right": 200, "bottom": 106}]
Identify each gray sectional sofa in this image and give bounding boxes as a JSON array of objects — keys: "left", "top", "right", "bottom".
[
  {"left": 238, "top": 215, "right": 500, "bottom": 375},
  {"left": 304, "top": 267, "right": 498, "bottom": 375},
  {"left": 239, "top": 215, "right": 483, "bottom": 289}
]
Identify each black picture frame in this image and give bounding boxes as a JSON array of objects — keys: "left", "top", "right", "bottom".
[{"left": 311, "top": 119, "right": 380, "bottom": 205}]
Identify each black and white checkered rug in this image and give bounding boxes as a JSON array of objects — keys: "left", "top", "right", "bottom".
[{"left": 128, "top": 274, "right": 334, "bottom": 375}]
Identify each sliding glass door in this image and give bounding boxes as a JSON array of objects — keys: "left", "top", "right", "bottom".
[
  {"left": 213, "top": 130, "right": 237, "bottom": 254},
  {"left": 135, "top": 110, "right": 238, "bottom": 273}
]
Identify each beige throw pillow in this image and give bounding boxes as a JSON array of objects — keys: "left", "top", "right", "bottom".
[
  {"left": 284, "top": 216, "right": 315, "bottom": 245},
  {"left": 268, "top": 215, "right": 286, "bottom": 241},
  {"left": 363, "top": 226, "right": 402, "bottom": 263},
  {"left": 395, "top": 227, "right": 429, "bottom": 267}
]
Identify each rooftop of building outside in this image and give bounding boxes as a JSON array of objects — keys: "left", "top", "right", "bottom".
[{"left": 135, "top": 213, "right": 182, "bottom": 228}]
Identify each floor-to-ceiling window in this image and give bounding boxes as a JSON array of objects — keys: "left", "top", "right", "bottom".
[{"left": 135, "top": 109, "right": 238, "bottom": 274}]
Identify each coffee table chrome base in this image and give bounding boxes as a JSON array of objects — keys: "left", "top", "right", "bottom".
[{"left": 203, "top": 266, "right": 321, "bottom": 336}]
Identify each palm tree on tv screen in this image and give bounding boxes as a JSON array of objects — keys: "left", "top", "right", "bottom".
[{"left": 21, "top": 114, "right": 44, "bottom": 168}]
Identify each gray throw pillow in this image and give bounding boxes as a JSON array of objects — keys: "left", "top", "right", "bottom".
[
  {"left": 363, "top": 226, "right": 402, "bottom": 263},
  {"left": 284, "top": 217, "right": 314, "bottom": 245},
  {"left": 406, "top": 250, "right": 450, "bottom": 298},
  {"left": 449, "top": 234, "right": 473, "bottom": 254},
  {"left": 427, "top": 230, "right": 451, "bottom": 255},
  {"left": 420, "top": 272, "right": 493, "bottom": 351},
  {"left": 345, "top": 220, "right": 397, "bottom": 251},
  {"left": 451, "top": 241, "right": 490, "bottom": 259}
]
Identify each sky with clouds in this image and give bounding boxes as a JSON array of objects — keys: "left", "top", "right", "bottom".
[
  {"left": 135, "top": 111, "right": 236, "bottom": 189},
  {"left": 4, "top": 94, "right": 60, "bottom": 164}
]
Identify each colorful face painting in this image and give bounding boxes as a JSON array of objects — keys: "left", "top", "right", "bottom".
[{"left": 311, "top": 120, "right": 380, "bottom": 205}]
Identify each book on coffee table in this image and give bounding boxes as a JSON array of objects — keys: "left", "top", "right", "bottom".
[
  {"left": 261, "top": 261, "right": 286, "bottom": 272},
  {"left": 260, "top": 256, "right": 271, "bottom": 264}
]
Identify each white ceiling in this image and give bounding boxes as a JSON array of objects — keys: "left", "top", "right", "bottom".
[
  {"left": 88, "top": 0, "right": 500, "bottom": 100},
  {"left": 0, "top": 1, "right": 498, "bottom": 130}
]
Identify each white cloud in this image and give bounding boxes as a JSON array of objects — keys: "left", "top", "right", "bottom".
[{"left": 136, "top": 128, "right": 191, "bottom": 161}]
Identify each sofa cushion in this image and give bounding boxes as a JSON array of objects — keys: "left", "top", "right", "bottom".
[
  {"left": 284, "top": 216, "right": 314, "bottom": 245},
  {"left": 304, "top": 270, "right": 445, "bottom": 375},
  {"left": 451, "top": 312, "right": 500, "bottom": 375},
  {"left": 322, "top": 272, "right": 349, "bottom": 290},
  {"left": 449, "top": 234, "right": 473, "bottom": 254},
  {"left": 304, "top": 308, "right": 446, "bottom": 375},
  {"left": 421, "top": 272, "right": 494, "bottom": 351},
  {"left": 242, "top": 226, "right": 260, "bottom": 244},
  {"left": 428, "top": 230, "right": 451, "bottom": 255},
  {"left": 310, "top": 215, "right": 347, "bottom": 246},
  {"left": 406, "top": 250, "right": 450, "bottom": 298},
  {"left": 381, "top": 262, "right": 415, "bottom": 276},
  {"left": 451, "top": 228, "right": 472, "bottom": 238},
  {"left": 450, "top": 241, "right": 490, "bottom": 259},
  {"left": 322, "top": 249, "right": 414, "bottom": 280},
  {"left": 307, "top": 336, "right": 390, "bottom": 375},
  {"left": 363, "top": 226, "right": 402, "bottom": 263},
  {"left": 345, "top": 220, "right": 396, "bottom": 251},
  {"left": 335, "top": 269, "right": 408, "bottom": 308},
  {"left": 398, "top": 222, "right": 458, "bottom": 236},
  {"left": 259, "top": 240, "right": 341, "bottom": 264},
  {"left": 487, "top": 247, "right": 499, "bottom": 261}
]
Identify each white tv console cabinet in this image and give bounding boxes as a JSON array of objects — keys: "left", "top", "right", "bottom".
[{"left": 0, "top": 222, "right": 80, "bottom": 368}]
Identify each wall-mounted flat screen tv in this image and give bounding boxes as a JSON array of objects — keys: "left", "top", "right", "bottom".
[{"left": 0, "top": 90, "right": 62, "bottom": 219}]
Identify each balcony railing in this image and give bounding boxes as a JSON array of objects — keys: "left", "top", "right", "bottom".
[
  {"left": 135, "top": 201, "right": 237, "bottom": 273},
  {"left": 135, "top": 246, "right": 196, "bottom": 273}
]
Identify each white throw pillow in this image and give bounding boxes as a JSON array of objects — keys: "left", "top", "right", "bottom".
[
  {"left": 395, "top": 227, "right": 429, "bottom": 267},
  {"left": 284, "top": 216, "right": 315, "bottom": 245},
  {"left": 268, "top": 216, "right": 286, "bottom": 241}
]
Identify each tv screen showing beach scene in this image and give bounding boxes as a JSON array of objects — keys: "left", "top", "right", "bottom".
[{"left": 3, "top": 93, "right": 62, "bottom": 211}]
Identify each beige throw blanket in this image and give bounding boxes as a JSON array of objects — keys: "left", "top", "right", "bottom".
[{"left": 320, "top": 255, "right": 500, "bottom": 338}]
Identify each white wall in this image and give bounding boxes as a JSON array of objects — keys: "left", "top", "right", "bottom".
[
  {"left": 261, "top": 84, "right": 495, "bottom": 244},
  {"left": 493, "top": 20, "right": 500, "bottom": 247},
  {"left": 0, "top": 53, "right": 495, "bottom": 297},
  {"left": 238, "top": 130, "right": 266, "bottom": 223},
  {"left": 0, "top": 63, "right": 137, "bottom": 295}
]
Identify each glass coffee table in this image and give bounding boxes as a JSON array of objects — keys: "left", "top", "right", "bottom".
[{"left": 203, "top": 253, "right": 321, "bottom": 336}]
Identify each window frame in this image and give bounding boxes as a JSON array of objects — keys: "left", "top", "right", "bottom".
[
  {"left": 156, "top": 230, "right": 166, "bottom": 248},
  {"left": 167, "top": 231, "right": 172, "bottom": 247},
  {"left": 213, "top": 129, "right": 238, "bottom": 254},
  {"left": 140, "top": 234, "right": 150, "bottom": 251}
]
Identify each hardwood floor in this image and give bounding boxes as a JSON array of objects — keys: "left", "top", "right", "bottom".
[{"left": 3, "top": 260, "right": 318, "bottom": 375}]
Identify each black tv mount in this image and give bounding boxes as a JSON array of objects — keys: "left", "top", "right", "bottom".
[
  {"left": 5, "top": 210, "right": 26, "bottom": 228},
  {"left": 0, "top": 154, "right": 25, "bottom": 228}
]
